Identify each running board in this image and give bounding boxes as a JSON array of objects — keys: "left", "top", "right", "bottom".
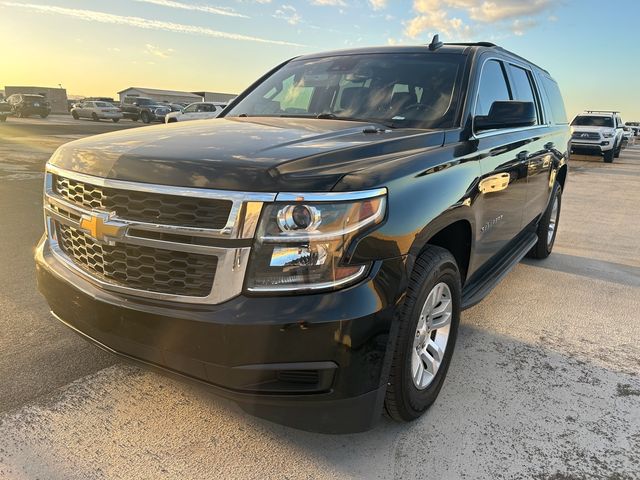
[{"left": 461, "top": 232, "right": 538, "bottom": 310}]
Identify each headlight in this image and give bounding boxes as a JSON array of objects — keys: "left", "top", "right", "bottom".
[
  {"left": 246, "top": 190, "right": 387, "bottom": 292},
  {"left": 603, "top": 130, "right": 616, "bottom": 138}
]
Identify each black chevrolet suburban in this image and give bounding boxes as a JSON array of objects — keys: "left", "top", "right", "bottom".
[{"left": 36, "top": 41, "right": 570, "bottom": 433}]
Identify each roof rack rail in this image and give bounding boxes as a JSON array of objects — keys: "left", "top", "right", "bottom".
[
  {"left": 445, "top": 42, "right": 497, "bottom": 47},
  {"left": 585, "top": 110, "right": 620, "bottom": 114},
  {"left": 428, "top": 34, "right": 443, "bottom": 51}
]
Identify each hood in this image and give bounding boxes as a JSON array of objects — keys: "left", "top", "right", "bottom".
[{"left": 49, "top": 117, "right": 444, "bottom": 192}]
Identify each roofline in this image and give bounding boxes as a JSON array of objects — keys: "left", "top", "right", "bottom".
[{"left": 116, "top": 87, "right": 202, "bottom": 96}]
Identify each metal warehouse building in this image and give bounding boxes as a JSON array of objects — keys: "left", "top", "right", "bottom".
[
  {"left": 192, "top": 91, "right": 236, "bottom": 103},
  {"left": 3, "top": 86, "right": 68, "bottom": 114},
  {"left": 118, "top": 87, "right": 202, "bottom": 104},
  {"left": 118, "top": 87, "right": 237, "bottom": 105}
]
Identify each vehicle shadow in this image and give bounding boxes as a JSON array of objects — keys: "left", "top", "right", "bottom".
[
  {"left": 0, "top": 322, "right": 638, "bottom": 480},
  {"left": 522, "top": 252, "right": 640, "bottom": 288}
]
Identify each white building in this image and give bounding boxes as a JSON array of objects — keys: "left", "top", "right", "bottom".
[
  {"left": 192, "top": 91, "right": 237, "bottom": 103},
  {"left": 118, "top": 87, "right": 202, "bottom": 104}
]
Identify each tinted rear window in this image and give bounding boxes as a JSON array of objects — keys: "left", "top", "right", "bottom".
[
  {"left": 541, "top": 77, "right": 568, "bottom": 124},
  {"left": 571, "top": 116, "right": 613, "bottom": 127}
]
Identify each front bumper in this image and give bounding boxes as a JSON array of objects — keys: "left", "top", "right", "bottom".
[
  {"left": 20, "top": 106, "right": 50, "bottom": 116},
  {"left": 570, "top": 140, "right": 612, "bottom": 154},
  {"left": 98, "top": 112, "right": 123, "bottom": 120},
  {"left": 35, "top": 236, "right": 407, "bottom": 433}
]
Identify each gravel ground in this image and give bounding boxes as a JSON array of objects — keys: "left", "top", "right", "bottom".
[{"left": 0, "top": 126, "right": 638, "bottom": 479}]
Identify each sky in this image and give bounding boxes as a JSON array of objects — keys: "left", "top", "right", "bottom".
[{"left": 0, "top": 0, "right": 639, "bottom": 120}]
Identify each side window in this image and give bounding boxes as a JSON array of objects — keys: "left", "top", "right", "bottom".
[
  {"left": 507, "top": 64, "right": 539, "bottom": 125},
  {"left": 475, "top": 60, "right": 511, "bottom": 117},
  {"left": 183, "top": 104, "right": 198, "bottom": 113},
  {"left": 541, "top": 77, "right": 568, "bottom": 124}
]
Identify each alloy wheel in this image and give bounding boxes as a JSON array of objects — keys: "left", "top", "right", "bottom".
[
  {"left": 547, "top": 195, "right": 559, "bottom": 245},
  {"left": 411, "top": 282, "right": 452, "bottom": 390}
]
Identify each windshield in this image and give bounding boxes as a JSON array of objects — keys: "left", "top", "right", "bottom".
[
  {"left": 95, "top": 102, "right": 112, "bottom": 107},
  {"left": 226, "top": 53, "right": 465, "bottom": 129},
  {"left": 571, "top": 115, "right": 614, "bottom": 127}
]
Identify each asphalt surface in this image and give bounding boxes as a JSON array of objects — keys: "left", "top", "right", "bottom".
[{"left": 0, "top": 119, "right": 638, "bottom": 479}]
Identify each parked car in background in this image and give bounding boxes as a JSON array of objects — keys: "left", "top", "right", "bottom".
[
  {"left": 0, "top": 99, "right": 12, "bottom": 122},
  {"left": 6, "top": 94, "right": 51, "bottom": 118},
  {"left": 570, "top": 111, "right": 624, "bottom": 162},
  {"left": 119, "top": 96, "right": 167, "bottom": 123},
  {"left": 622, "top": 126, "right": 634, "bottom": 145},
  {"left": 165, "top": 102, "right": 226, "bottom": 123},
  {"left": 37, "top": 41, "right": 570, "bottom": 433},
  {"left": 71, "top": 101, "right": 122, "bottom": 122}
]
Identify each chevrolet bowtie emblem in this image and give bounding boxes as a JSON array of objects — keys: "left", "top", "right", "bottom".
[{"left": 79, "top": 212, "right": 125, "bottom": 242}]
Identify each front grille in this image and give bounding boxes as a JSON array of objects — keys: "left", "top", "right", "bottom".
[
  {"left": 54, "top": 175, "right": 232, "bottom": 229},
  {"left": 56, "top": 223, "right": 217, "bottom": 297},
  {"left": 572, "top": 131, "right": 600, "bottom": 141}
]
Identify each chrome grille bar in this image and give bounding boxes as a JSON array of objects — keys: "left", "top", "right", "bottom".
[{"left": 44, "top": 165, "right": 277, "bottom": 304}]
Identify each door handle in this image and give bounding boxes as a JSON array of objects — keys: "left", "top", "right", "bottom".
[
  {"left": 517, "top": 150, "right": 529, "bottom": 161},
  {"left": 479, "top": 173, "right": 510, "bottom": 194},
  {"left": 544, "top": 142, "right": 555, "bottom": 150}
]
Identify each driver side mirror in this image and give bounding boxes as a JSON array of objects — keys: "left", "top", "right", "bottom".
[{"left": 475, "top": 101, "right": 536, "bottom": 132}]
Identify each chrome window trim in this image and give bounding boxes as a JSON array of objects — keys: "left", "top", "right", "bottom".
[{"left": 470, "top": 56, "right": 550, "bottom": 141}]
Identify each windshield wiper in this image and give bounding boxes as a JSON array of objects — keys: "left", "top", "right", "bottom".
[{"left": 315, "top": 112, "right": 396, "bottom": 129}]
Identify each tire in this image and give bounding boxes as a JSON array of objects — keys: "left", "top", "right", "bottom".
[
  {"left": 40, "top": 113, "right": 49, "bottom": 119},
  {"left": 385, "top": 246, "right": 461, "bottom": 423},
  {"left": 141, "top": 112, "right": 151, "bottom": 124},
  {"left": 614, "top": 142, "right": 621, "bottom": 158},
  {"left": 603, "top": 148, "right": 614, "bottom": 163},
  {"left": 527, "top": 181, "right": 562, "bottom": 260},
  {"left": 71, "top": 111, "right": 79, "bottom": 120},
  {"left": 112, "top": 118, "right": 120, "bottom": 123},
  {"left": 167, "top": 118, "right": 177, "bottom": 123},
  {"left": 92, "top": 113, "right": 99, "bottom": 122},
  {"left": 0, "top": 116, "right": 6, "bottom": 122}
]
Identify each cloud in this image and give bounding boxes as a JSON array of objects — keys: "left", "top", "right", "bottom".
[
  {"left": 467, "top": 0, "right": 553, "bottom": 22},
  {"left": 405, "top": 9, "right": 472, "bottom": 40},
  {"left": 133, "top": 0, "right": 248, "bottom": 18},
  {"left": 2, "top": 2, "right": 303, "bottom": 46},
  {"left": 144, "top": 43, "right": 175, "bottom": 58},
  {"left": 406, "top": 0, "right": 553, "bottom": 39},
  {"left": 511, "top": 18, "right": 538, "bottom": 36},
  {"left": 273, "top": 4, "right": 301, "bottom": 24},
  {"left": 311, "top": 0, "right": 347, "bottom": 6},
  {"left": 368, "top": 0, "right": 387, "bottom": 10}
]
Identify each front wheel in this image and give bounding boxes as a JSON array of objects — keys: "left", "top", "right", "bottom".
[
  {"left": 71, "top": 111, "right": 79, "bottom": 120},
  {"left": 40, "top": 113, "right": 49, "bottom": 119},
  {"left": 603, "top": 148, "right": 614, "bottom": 163},
  {"left": 112, "top": 118, "right": 120, "bottom": 123},
  {"left": 385, "top": 246, "right": 461, "bottom": 422},
  {"left": 614, "top": 142, "right": 621, "bottom": 158},
  {"left": 0, "top": 116, "right": 6, "bottom": 122},
  {"left": 140, "top": 112, "right": 151, "bottom": 124},
  {"left": 528, "top": 181, "right": 562, "bottom": 259},
  {"left": 92, "top": 113, "right": 99, "bottom": 121}
]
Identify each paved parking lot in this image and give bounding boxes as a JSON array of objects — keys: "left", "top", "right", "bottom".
[{"left": 0, "top": 119, "right": 638, "bottom": 479}]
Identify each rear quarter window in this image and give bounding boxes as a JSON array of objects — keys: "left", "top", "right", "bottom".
[{"left": 541, "top": 76, "right": 568, "bottom": 124}]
